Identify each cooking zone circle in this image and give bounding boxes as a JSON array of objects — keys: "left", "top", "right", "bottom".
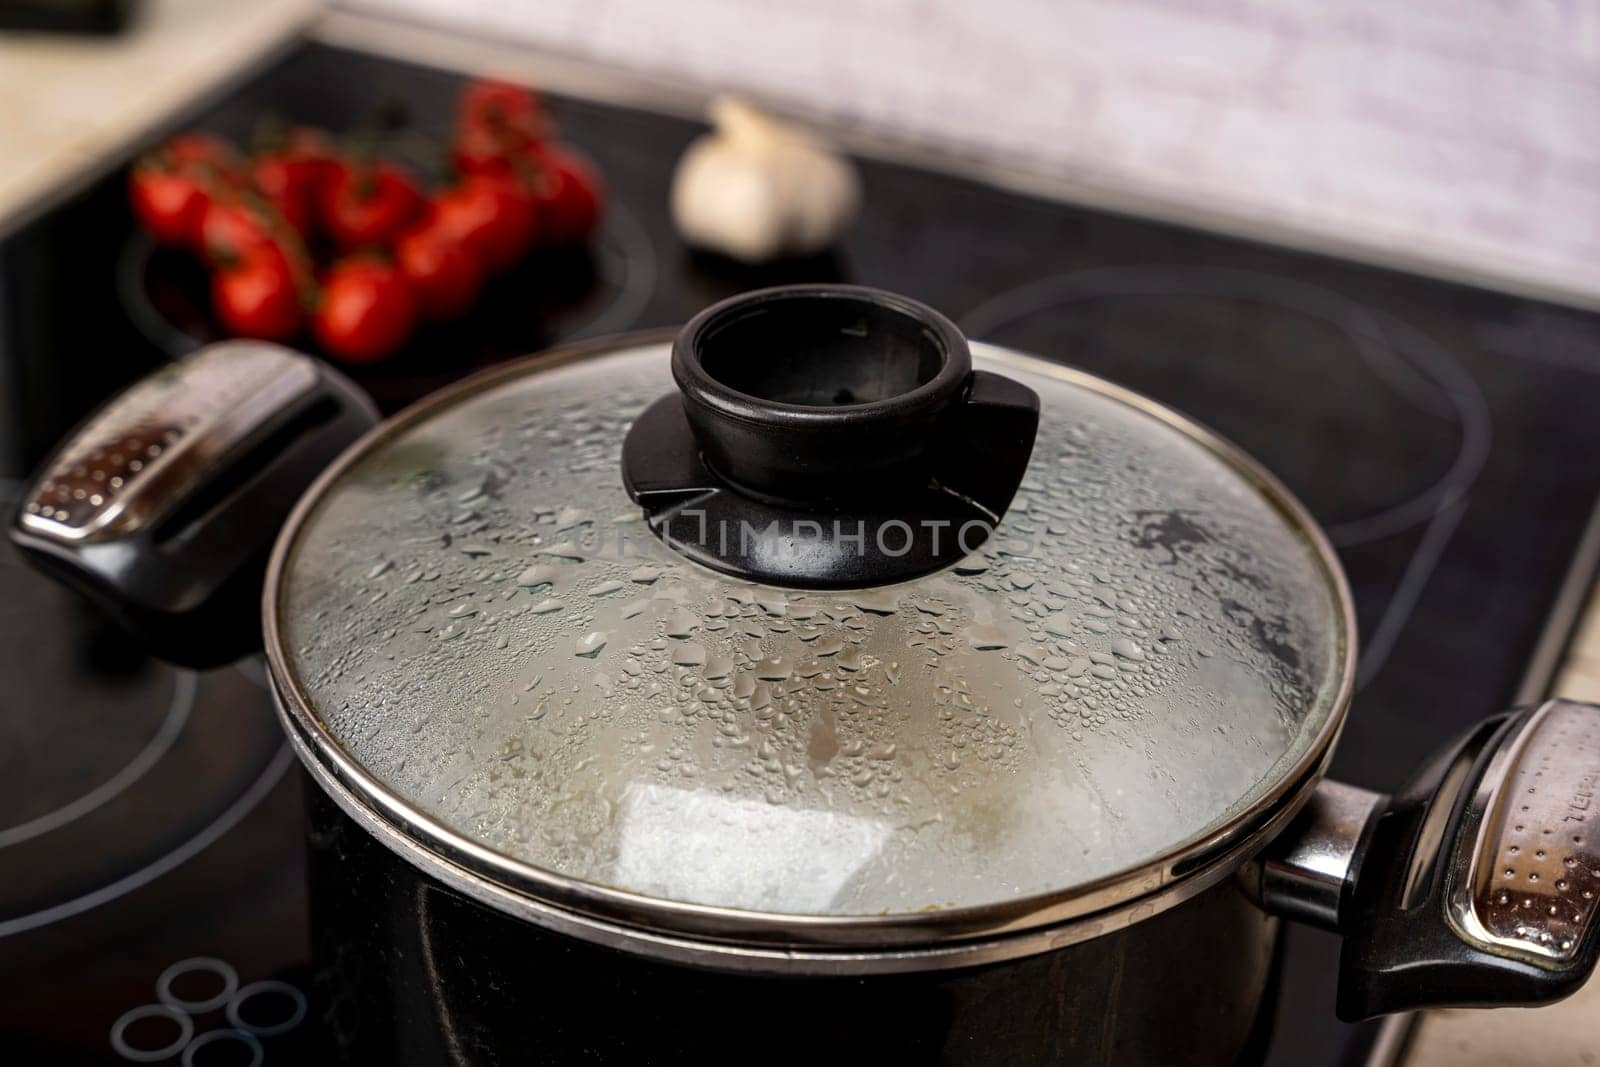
[
  {"left": 0, "top": 506, "right": 288, "bottom": 940},
  {"left": 958, "top": 265, "right": 1489, "bottom": 548}
]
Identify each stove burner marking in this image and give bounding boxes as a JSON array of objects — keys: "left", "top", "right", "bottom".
[
  {"left": 180, "top": 1028, "right": 262, "bottom": 1067},
  {"left": 157, "top": 956, "right": 238, "bottom": 1015},
  {"left": 226, "top": 979, "right": 308, "bottom": 1038},
  {"left": 109, "top": 959, "right": 302, "bottom": 1064},
  {"left": 0, "top": 671, "right": 195, "bottom": 850},
  {"left": 1354, "top": 492, "right": 1469, "bottom": 691},
  {"left": 564, "top": 201, "right": 657, "bottom": 343},
  {"left": 109, "top": 1003, "right": 193, "bottom": 1063},
  {"left": 959, "top": 266, "right": 1490, "bottom": 545},
  {"left": 232, "top": 656, "right": 270, "bottom": 691},
  {"left": 959, "top": 265, "right": 1494, "bottom": 689},
  {"left": 0, "top": 743, "right": 293, "bottom": 939}
]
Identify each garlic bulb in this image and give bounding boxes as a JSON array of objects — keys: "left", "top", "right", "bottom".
[{"left": 671, "top": 98, "right": 859, "bottom": 263}]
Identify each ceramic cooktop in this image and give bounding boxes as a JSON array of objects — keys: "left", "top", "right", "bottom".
[{"left": 4, "top": 42, "right": 1600, "bottom": 1065}]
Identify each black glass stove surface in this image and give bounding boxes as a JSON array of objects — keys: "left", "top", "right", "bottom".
[{"left": 5, "top": 42, "right": 1600, "bottom": 1066}]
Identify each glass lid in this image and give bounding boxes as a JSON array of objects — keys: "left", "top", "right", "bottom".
[{"left": 269, "top": 292, "right": 1351, "bottom": 931}]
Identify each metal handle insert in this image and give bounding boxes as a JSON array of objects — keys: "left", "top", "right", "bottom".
[
  {"left": 1448, "top": 700, "right": 1600, "bottom": 964},
  {"left": 20, "top": 342, "right": 320, "bottom": 543},
  {"left": 1257, "top": 779, "right": 1382, "bottom": 932}
]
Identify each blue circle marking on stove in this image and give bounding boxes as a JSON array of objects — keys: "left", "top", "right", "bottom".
[
  {"left": 109, "top": 957, "right": 305, "bottom": 1063},
  {"left": 181, "top": 1028, "right": 264, "bottom": 1067},
  {"left": 226, "top": 979, "right": 308, "bottom": 1038},
  {"left": 157, "top": 956, "right": 239, "bottom": 1015},
  {"left": 110, "top": 1003, "right": 194, "bottom": 1063}
]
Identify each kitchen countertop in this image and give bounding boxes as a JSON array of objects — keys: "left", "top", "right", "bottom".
[
  {"left": 6, "top": 9, "right": 1600, "bottom": 1064},
  {"left": 0, "top": 0, "right": 316, "bottom": 241}
]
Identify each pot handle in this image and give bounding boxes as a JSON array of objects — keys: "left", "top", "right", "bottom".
[
  {"left": 9, "top": 341, "right": 377, "bottom": 668},
  {"left": 1258, "top": 699, "right": 1600, "bottom": 1020}
]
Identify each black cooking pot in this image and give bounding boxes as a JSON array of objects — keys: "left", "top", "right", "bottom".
[{"left": 13, "top": 286, "right": 1600, "bottom": 1065}]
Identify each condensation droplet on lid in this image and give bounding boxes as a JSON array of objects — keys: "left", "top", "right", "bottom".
[
  {"left": 967, "top": 625, "right": 1008, "bottom": 651},
  {"left": 664, "top": 608, "right": 699, "bottom": 638},
  {"left": 517, "top": 564, "right": 556, "bottom": 587},
  {"left": 850, "top": 590, "right": 899, "bottom": 615},
  {"left": 573, "top": 631, "right": 608, "bottom": 657},
  {"left": 756, "top": 657, "right": 793, "bottom": 681},
  {"left": 837, "top": 647, "right": 876, "bottom": 672}
]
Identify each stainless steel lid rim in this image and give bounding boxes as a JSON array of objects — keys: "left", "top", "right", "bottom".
[
  {"left": 275, "top": 666, "right": 1341, "bottom": 972},
  {"left": 262, "top": 331, "right": 1358, "bottom": 956},
  {"left": 272, "top": 655, "right": 1339, "bottom": 943}
]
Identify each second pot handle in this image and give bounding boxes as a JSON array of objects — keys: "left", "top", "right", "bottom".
[
  {"left": 9, "top": 342, "right": 377, "bottom": 667},
  {"left": 1260, "top": 699, "right": 1600, "bottom": 1020}
]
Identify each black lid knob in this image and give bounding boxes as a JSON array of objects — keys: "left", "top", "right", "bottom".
[
  {"left": 623, "top": 285, "right": 1039, "bottom": 588},
  {"left": 673, "top": 285, "right": 972, "bottom": 508}
]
